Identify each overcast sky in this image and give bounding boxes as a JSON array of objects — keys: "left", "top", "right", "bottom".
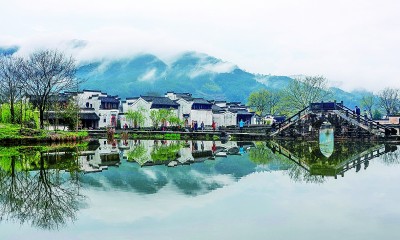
[{"left": 1, "top": 0, "right": 399, "bottom": 92}]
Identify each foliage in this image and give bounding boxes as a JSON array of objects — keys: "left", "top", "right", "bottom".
[
  {"left": 164, "top": 133, "right": 181, "bottom": 140},
  {"left": 248, "top": 142, "right": 274, "bottom": 165},
  {"left": 62, "top": 99, "right": 80, "bottom": 131},
  {"left": 149, "top": 110, "right": 160, "bottom": 128},
  {"left": 279, "top": 75, "right": 331, "bottom": 115},
  {"left": 150, "top": 142, "right": 183, "bottom": 162},
  {"left": 247, "top": 89, "right": 280, "bottom": 117},
  {"left": 127, "top": 143, "right": 148, "bottom": 165},
  {"left": 126, "top": 107, "right": 146, "bottom": 128},
  {"left": 372, "top": 109, "right": 383, "bottom": 120},
  {"left": 168, "top": 116, "right": 183, "bottom": 127},
  {"left": 0, "top": 102, "right": 39, "bottom": 128},
  {"left": 360, "top": 94, "right": 375, "bottom": 119},
  {"left": 0, "top": 147, "right": 84, "bottom": 230},
  {"left": 0, "top": 55, "right": 27, "bottom": 123},
  {"left": 149, "top": 108, "right": 175, "bottom": 128}
]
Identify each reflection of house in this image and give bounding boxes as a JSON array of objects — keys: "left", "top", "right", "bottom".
[{"left": 78, "top": 139, "right": 120, "bottom": 173}]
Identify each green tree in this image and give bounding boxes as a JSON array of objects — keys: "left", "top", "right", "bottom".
[
  {"left": 0, "top": 55, "right": 27, "bottom": 124},
  {"left": 247, "top": 89, "right": 280, "bottom": 117},
  {"left": 360, "top": 94, "right": 375, "bottom": 119},
  {"left": 150, "top": 110, "right": 160, "bottom": 128},
  {"left": 126, "top": 107, "right": 146, "bottom": 128},
  {"left": 372, "top": 109, "right": 383, "bottom": 120},
  {"left": 168, "top": 116, "right": 183, "bottom": 127},
  {"left": 280, "top": 75, "right": 331, "bottom": 115},
  {"left": 158, "top": 109, "right": 174, "bottom": 126},
  {"left": 62, "top": 99, "right": 80, "bottom": 131}
]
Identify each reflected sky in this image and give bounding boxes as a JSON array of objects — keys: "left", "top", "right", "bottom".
[{"left": 1, "top": 140, "right": 400, "bottom": 240}]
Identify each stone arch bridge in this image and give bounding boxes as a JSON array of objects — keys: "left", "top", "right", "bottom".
[{"left": 270, "top": 101, "right": 398, "bottom": 139}]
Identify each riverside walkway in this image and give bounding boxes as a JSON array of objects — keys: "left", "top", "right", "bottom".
[{"left": 88, "top": 102, "right": 400, "bottom": 141}]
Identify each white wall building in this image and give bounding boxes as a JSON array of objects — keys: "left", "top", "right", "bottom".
[
  {"left": 122, "top": 96, "right": 179, "bottom": 128},
  {"left": 165, "top": 92, "right": 213, "bottom": 127},
  {"left": 75, "top": 90, "right": 120, "bottom": 129}
]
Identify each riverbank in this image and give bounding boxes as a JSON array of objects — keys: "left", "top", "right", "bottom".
[{"left": 0, "top": 123, "right": 88, "bottom": 146}]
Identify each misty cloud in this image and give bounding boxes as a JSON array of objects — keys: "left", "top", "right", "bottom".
[{"left": 2, "top": 0, "right": 400, "bottom": 92}]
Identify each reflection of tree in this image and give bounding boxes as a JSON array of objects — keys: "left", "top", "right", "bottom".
[
  {"left": 151, "top": 142, "right": 182, "bottom": 162},
  {"left": 261, "top": 141, "right": 326, "bottom": 183},
  {"left": 286, "top": 163, "right": 326, "bottom": 184},
  {"left": 0, "top": 149, "right": 84, "bottom": 230},
  {"left": 127, "top": 142, "right": 148, "bottom": 165},
  {"left": 380, "top": 145, "right": 400, "bottom": 165},
  {"left": 249, "top": 142, "right": 275, "bottom": 165}
]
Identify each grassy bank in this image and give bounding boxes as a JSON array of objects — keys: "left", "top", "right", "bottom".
[{"left": 0, "top": 123, "right": 88, "bottom": 144}]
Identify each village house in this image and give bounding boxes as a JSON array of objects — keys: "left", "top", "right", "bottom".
[
  {"left": 165, "top": 92, "right": 213, "bottom": 127},
  {"left": 42, "top": 90, "right": 255, "bottom": 130},
  {"left": 75, "top": 90, "right": 120, "bottom": 129},
  {"left": 121, "top": 95, "right": 179, "bottom": 128}
]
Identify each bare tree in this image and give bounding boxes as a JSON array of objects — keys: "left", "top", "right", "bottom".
[
  {"left": 25, "top": 49, "right": 79, "bottom": 129},
  {"left": 360, "top": 94, "right": 375, "bottom": 119},
  {"left": 280, "top": 75, "right": 331, "bottom": 114},
  {"left": 0, "top": 55, "right": 27, "bottom": 123},
  {"left": 378, "top": 88, "right": 399, "bottom": 116}
]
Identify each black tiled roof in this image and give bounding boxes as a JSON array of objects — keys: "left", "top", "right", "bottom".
[
  {"left": 212, "top": 104, "right": 224, "bottom": 113},
  {"left": 193, "top": 98, "right": 212, "bottom": 105},
  {"left": 99, "top": 96, "right": 120, "bottom": 104},
  {"left": 140, "top": 96, "right": 179, "bottom": 108},
  {"left": 80, "top": 112, "right": 100, "bottom": 120}
]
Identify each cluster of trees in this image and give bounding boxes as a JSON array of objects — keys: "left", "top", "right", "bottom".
[
  {"left": 248, "top": 75, "right": 331, "bottom": 118},
  {"left": 0, "top": 49, "right": 80, "bottom": 129},
  {"left": 126, "top": 107, "right": 182, "bottom": 129},
  {"left": 0, "top": 147, "right": 83, "bottom": 230},
  {"left": 248, "top": 75, "right": 400, "bottom": 120}
]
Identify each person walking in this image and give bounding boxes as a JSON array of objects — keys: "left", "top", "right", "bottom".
[
  {"left": 200, "top": 121, "right": 204, "bottom": 131},
  {"left": 355, "top": 106, "right": 360, "bottom": 122},
  {"left": 239, "top": 119, "right": 244, "bottom": 132}
]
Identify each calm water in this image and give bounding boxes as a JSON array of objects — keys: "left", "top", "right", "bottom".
[{"left": 1, "top": 139, "right": 400, "bottom": 240}]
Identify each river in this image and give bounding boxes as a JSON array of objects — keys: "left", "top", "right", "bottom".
[{"left": 0, "top": 139, "right": 399, "bottom": 240}]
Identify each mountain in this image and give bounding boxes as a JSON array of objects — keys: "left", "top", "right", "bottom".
[
  {"left": 0, "top": 46, "right": 19, "bottom": 56},
  {"left": 77, "top": 52, "right": 365, "bottom": 107},
  {"left": 0, "top": 45, "right": 367, "bottom": 107},
  {"left": 78, "top": 52, "right": 293, "bottom": 103}
]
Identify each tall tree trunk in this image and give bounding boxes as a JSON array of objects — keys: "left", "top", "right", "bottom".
[
  {"left": 10, "top": 100, "right": 15, "bottom": 124},
  {"left": 40, "top": 108, "right": 45, "bottom": 129}
]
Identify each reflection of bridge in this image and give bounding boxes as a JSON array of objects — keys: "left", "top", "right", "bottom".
[
  {"left": 270, "top": 102, "right": 398, "bottom": 139},
  {"left": 267, "top": 141, "right": 393, "bottom": 178}
]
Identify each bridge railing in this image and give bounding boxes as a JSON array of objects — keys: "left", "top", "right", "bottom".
[
  {"left": 334, "top": 103, "right": 392, "bottom": 134},
  {"left": 275, "top": 106, "right": 310, "bottom": 131}
]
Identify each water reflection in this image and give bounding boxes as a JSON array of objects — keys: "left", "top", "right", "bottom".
[
  {"left": 79, "top": 139, "right": 258, "bottom": 196},
  {"left": 0, "top": 146, "right": 85, "bottom": 230},
  {"left": 0, "top": 140, "right": 399, "bottom": 231},
  {"left": 265, "top": 140, "right": 398, "bottom": 181},
  {"left": 319, "top": 122, "right": 334, "bottom": 158}
]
